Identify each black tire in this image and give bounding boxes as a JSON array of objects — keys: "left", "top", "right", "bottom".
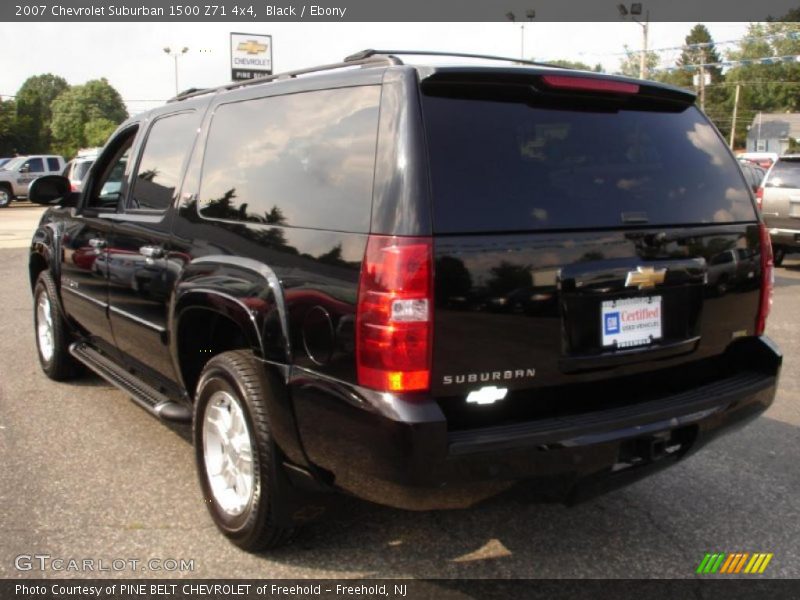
[
  {"left": 773, "top": 247, "right": 786, "bottom": 267},
  {"left": 193, "top": 350, "right": 295, "bottom": 551},
  {"left": 715, "top": 275, "right": 729, "bottom": 296},
  {"left": 33, "top": 271, "right": 80, "bottom": 380},
  {"left": 0, "top": 184, "right": 12, "bottom": 208}
]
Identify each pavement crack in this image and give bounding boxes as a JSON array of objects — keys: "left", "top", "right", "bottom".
[{"left": 620, "top": 493, "right": 693, "bottom": 564}]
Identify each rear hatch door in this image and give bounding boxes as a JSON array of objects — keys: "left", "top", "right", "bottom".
[{"left": 419, "top": 70, "right": 762, "bottom": 426}]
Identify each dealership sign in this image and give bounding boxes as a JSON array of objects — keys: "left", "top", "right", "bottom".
[{"left": 230, "top": 32, "right": 272, "bottom": 81}]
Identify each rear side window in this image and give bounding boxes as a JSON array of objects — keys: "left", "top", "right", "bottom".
[
  {"left": 75, "top": 160, "right": 92, "bottom": 181},
  {"left": 765, "top": 159, "right": 800, "bottom": 189},
  {"left": 25, "top": 158, "right": 44, "bottom": 173},
  {"left": 198, "top": 86, "right": 380, "bottom": 232},
  {"left": 422, "top": 92, "right": 757, "bottom": 233},
  {"left": 47, "top": 158, "right": 60, "bottom": 171},
  {"left": 130, "top": 111, "right": 199, "bottom": 211}
]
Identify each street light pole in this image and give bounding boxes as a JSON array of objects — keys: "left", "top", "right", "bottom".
[
  {"left": 638, "top": 12, "right": 649, "bottom": 79},
  {"left": 163, "top": 46, "right": 189, "bottom": 95},
  {"left": 506, "top": 10, "right": 536, "bottom": 60},
  {"left": 618, "top": 4, "right": 650, "bottom": 79}
]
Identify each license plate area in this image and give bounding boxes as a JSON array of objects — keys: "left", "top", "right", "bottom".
[{"left": 601, "top": 296, "right": 662, "bottom": 349}]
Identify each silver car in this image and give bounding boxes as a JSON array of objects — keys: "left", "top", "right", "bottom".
[{"left": 760, "top": 155, "right": 800, "bottom": 266}]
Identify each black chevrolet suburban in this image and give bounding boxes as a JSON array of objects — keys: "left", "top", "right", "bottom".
[{"left": 28, "top": 50, "right": 781, "bottom": 550}]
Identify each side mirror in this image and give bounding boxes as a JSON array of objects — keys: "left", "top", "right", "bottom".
[
  {"left": 19, "top": 164, "right": 29, "bottom": 174},
  {"left": 28, "top": 175, "right": 79, "bottom": 207}
]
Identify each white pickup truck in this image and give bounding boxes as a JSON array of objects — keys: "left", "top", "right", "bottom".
[{"left": 0, "top": 155, "right": 65, "bottom": 207}]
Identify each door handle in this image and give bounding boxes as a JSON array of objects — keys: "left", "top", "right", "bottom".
[
  {"left": 139, "top": 245, "right": 165, "bottom": 259},
  {"left": 88, "top": 238, "right": 107, "bottom": 249}
]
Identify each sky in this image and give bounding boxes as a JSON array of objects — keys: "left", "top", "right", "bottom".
[{"left": 0, "top": 22, "right": 753, "bottom": 116}]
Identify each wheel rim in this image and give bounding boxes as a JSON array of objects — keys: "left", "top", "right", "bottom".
[
  {"left": 0, "top": 190, "right": 8, "bottom": 206},
  {"left": 36, "top": 290, "right": 55, "bottom": 362},
  {"left": 202, "top": 390, "right": 255, "bottom": 516}
]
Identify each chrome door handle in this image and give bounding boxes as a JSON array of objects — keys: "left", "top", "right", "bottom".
[
  {"left": 139, "top": 245, "right": 164, "bottom": 259},
  {"left": 88, "top": 238, "right": 107, "bottom": 249}
]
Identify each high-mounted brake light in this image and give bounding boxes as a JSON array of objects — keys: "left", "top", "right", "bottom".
[
  {"left": 756, "top": 222, "right": 774, "bottom": 335},
  {"left": 541, "top": 75, "right": 640, "bottom": 95},
  {"left": 356, "top": 235, "right": 433, "bottom": 393}
]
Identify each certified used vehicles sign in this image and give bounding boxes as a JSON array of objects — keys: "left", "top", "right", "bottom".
[{"left": 601, "top": 296, "right": 663, "bottom": 348}]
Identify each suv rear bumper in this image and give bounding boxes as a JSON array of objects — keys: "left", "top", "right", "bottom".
[
  {"left": 768, "top": 227, "right": 800, "bottom": 249},
  {"left": 290, "top": 336, "right": 781, "bottom": 510}
]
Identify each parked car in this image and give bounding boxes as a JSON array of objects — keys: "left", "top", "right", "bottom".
[
  {"left": 0, "top": 154, "right": 65, "bottom": 207},
  {"left": 707, "top": 248, "right": 758, "bottom": 295},
  {"left": 62, "top": 148, "right": 100, "bottom": 193},
  {"left": 27, "top": 50, "right": 781, "bottom": 551},
  {"left": 739, "top": 160, "right": 766, "bottom": 194},
  {"left": 738, "top": 151, "right": 779, "bottom": 169},
  {"left": 758, "top": 154, "right": 800, "bottom": 266}
]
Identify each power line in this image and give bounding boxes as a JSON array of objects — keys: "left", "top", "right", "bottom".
[{"left": 584, "top": 28, "right": 800, "bottom": 59}]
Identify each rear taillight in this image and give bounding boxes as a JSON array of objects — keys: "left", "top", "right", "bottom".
[
  {"left": 755, "top": 187, "right": 764, "bottom": 210},
  {"left": 541, "top": 75, "right": 640, "bottom": 94},
  {"left": 356, "top": 235, "right": 433, "bottom": 393},
  {"left": 756, "top": 222, "right": 774, "bottom": 335}
]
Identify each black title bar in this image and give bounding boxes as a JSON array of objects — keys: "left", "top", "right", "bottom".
[{"left": 3, "top": 0, "right": 800, "bottom": 22}]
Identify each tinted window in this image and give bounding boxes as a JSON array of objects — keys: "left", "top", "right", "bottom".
[
  {"left": 130, "top": 111, "right": 199, "bottom": 211},
  {"left": 47, "top": 158, "right": 60, "bottom": 171},
  {"left": 62, "top": 161, "right": 72, "bottom": 177},
  {"left": 88, "top": 128, "right": 137, "bottom": 210},
  {"left": 199, "top": 86, "right": 380, "bottom": 232},
  {"left": 765, "top": 159, "right": 800, "bottom": 189},
  {"left": 76, "top": 161, "right": 92, "bottom": 181},
  {"left": 422, "top": 93, "right": 756, "bottom": 233},
  {"left": 25, "top": 158, "right": 44, "bottom": 173}
]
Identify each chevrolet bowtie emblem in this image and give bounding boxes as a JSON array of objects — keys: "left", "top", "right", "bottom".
[
  {"left": 237, "top": 40, "right": 268, "bottom": 55},
  {"left": 625, "top": 266, "right": 667, "bottom": 289}
]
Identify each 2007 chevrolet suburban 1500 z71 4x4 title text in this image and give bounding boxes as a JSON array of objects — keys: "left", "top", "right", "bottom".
[{"left": 27, "top": 50, "right": 781, "bottom": 551}]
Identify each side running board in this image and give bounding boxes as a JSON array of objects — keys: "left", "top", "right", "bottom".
[{"left": 69, "top": 341, "right": 191, "bottom": 422}]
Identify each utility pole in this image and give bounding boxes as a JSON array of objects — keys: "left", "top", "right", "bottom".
[
  {"left": 729, "top": 83, "right": 741, "bottom": 150},
  {"left": 698, "top": 49, "right": 706, "bottom": 112},
  {"left": 639, "top": 11, "right": 650, "bottom": 79}
]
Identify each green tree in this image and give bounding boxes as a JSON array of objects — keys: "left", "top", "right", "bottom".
[
  {"left": 674, "top": 24, "right": 723, "bottom": 88},
  {"left": 83, "top": 118, "right": 117, "bottom": 147},
  {"left": 662, "top": 25, "right": 731, "bottom": 140},
  {"left": 0, "top": 98, "right": 19, "bottom": 155},
  {"left": 14, "top": 74, "right": 69, "bottom": 153},
  {"left": 725, "top": 22, "right": 800, "bottom": 113},
  {"left": 721, "top": 21, "right": 800, "bottom": 148},
  {"left": 50, "top": 78, "right": 127, "bottom": 157},
  {"left": 547, "top": 59, "right": 603, "bottom": 72},
  {"left": 617, "top": 45, "right": 660, "bottom": 79}
]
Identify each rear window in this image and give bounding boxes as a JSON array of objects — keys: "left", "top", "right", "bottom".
[
  {"left": 765, "top": 159, "right": 800, "bottom": 189},
  {"left": 422, "top": 92, "right": 756, "bottom": 233}
]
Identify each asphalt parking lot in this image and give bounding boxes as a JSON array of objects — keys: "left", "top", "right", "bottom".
[{"left": 0, "top": 202, "right": 798, "bottom": 579}]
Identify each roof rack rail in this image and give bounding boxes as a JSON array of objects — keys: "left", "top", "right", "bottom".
[
  {"left": 171, "top": 87, "right": 211, "bottom": 102},
  {"left": 344, "top": 49, "right": 573, "bottom": 70},
  {"left": 167, "top": 54, "right": 400, "bottom": 103}
]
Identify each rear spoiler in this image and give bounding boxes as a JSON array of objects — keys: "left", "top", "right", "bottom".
[{"left": 418, "top": 67, "right": 696, "bottom": 106}]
